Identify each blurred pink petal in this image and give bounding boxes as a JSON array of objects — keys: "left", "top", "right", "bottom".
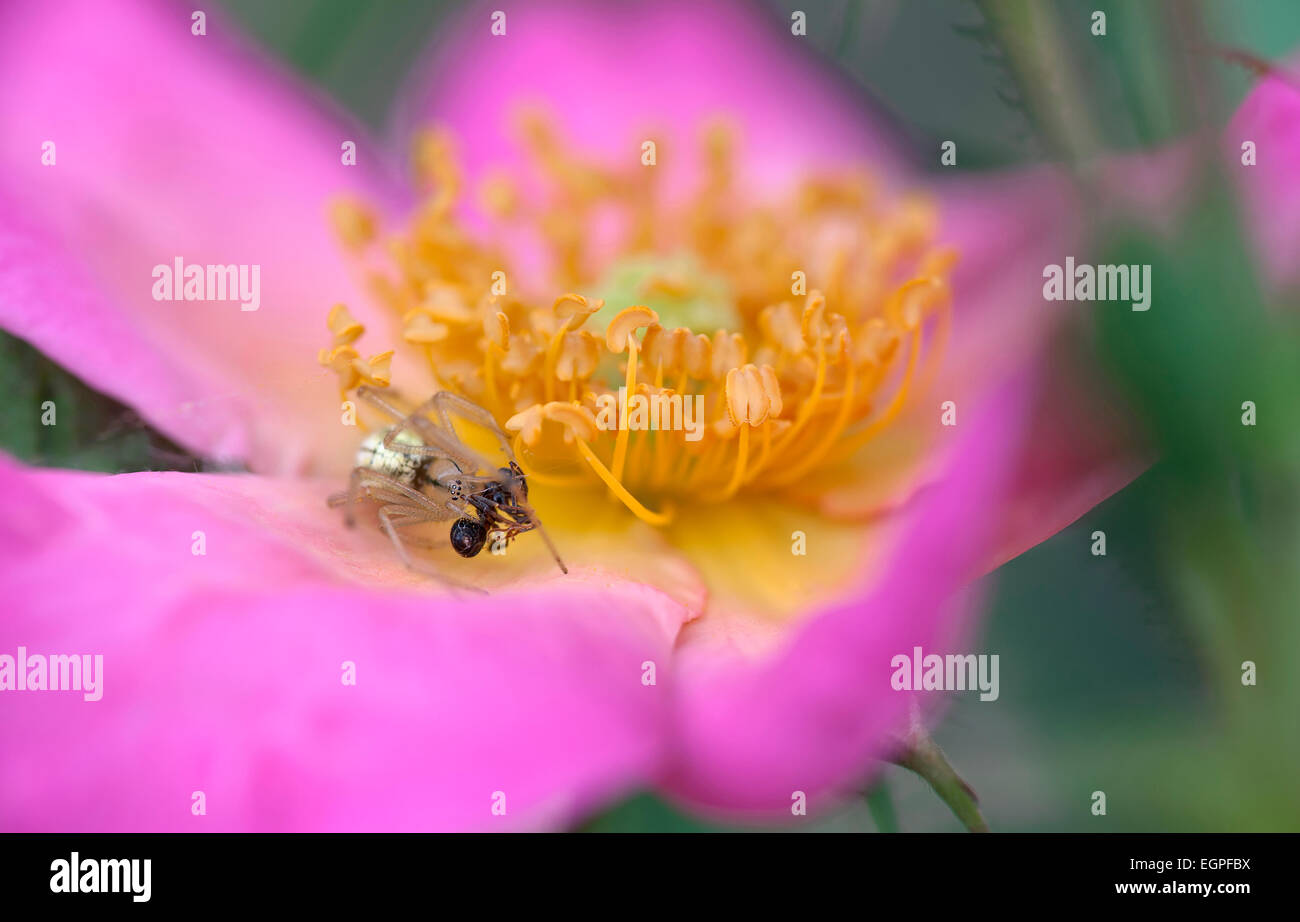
[
  {"left": 0, "top": 454, "right": 693, "bottom": 830},
  {"left": 935, "top": 168, "right": 1146, "bottom": 566},
  {"left": 0, "top": 0, "right": 410, "bottom": 475},
  {"left": 664, "top": 370, "right": 1032, "bottom": 812},
  {"left": 1228, "top": 56, "right": 1300, "bottom": 290},
  {"left": 394, "top": 0, "right": 906, "bottom": 196},
  {"left": 818, "top": 165, "right": 1145, "bottom": 570}
]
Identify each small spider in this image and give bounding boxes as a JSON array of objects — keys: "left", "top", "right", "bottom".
[{"left": 328, "top": 387, "right": 567, "bottom": 590}]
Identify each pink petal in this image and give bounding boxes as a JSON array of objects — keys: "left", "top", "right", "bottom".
[
  {"left": 936, "top": 167, "right": 1147, "bottom": 564},
  {"left": 0, "top": 454, "right": 693, "bottom": 830},
  {"left": 819, "top": 164, "right": 1143, "bottom": 571},
  {"left": 662, "top": 369, "right": 1034, "bottom": 815},
  {"left": 0, "top": 0, "right": 410, "bottom": 475},
  {"left": 1227, "top": 57, "right": 1300, "bottom": 290},
  {"left": 393, "top": 0, "right": 906, "bottom": 195}
]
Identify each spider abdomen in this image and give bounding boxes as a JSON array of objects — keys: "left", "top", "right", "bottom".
[{"left": 356, "top": 427, "right": 424, "bottom": 486}]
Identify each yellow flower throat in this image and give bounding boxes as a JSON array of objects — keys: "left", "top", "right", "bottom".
[{"left": 320, "top": 113, "right": 955, "bottom": 528}]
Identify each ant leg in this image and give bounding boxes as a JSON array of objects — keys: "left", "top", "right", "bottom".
[
  {"left": 529, "top": 513, "right": 568, "bottom": 575},
  {"left": 487, "top": 498, "right": 567, "bottom": 575}
]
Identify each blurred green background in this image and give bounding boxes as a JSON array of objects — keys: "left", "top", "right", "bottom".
[{"left": 5, "top": 0, "right": 1299, "bottom": 831}]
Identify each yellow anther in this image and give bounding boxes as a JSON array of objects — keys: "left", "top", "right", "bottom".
[
  {"left": 709, "top": 330, "right": 746, "bottom": 379},
  {"left": 499, "top": 331, "right": 541, "bottom": 376},
  {"left": 329, "top": 198, "right": 377, "bottom": 251},
  {"left": 642, "top": 324, "right": 695, "bottom": 374},
  {"left": 402, "top": 310, "right": 450, "bottom": 345},
  {"left": 484, "top": 311, "right": 510, "bottom": 351},
  {"left": 605, "top": 305, "right": 658, "bottom": 353},
  {"left": 759, "top": 364, "right": 783, "bottom": 418},
  {"left": 553, "top": 293, "right": 604, "bottom": 332},
  {"left": 359, "top": 351, "right": 393, "bottom": 388},
  {"left": 326, "top": 303, "right": 365, "bottom": 346},
  {"left": 800, "top": 290, "right": 829, "bottom": 345},
  {"left": 420, "top": 283, "right": 475, "bottom": 323},
  {"left": 683, "top": 333, "right": 712, "bottom": 379},
  {"left": 555, "top": 330, "right": 599, "bottom": 381},
  {"left": 318, "top": 344, "right": 362, "bottom": 390},
  {"left": 505, "top": 404, "right": 547, "bottom": 447},
  {"left": 725, "top": 363, "right": 772, "bottom": 427},
  {"left": 542, "top": 401, "right": 599, "bottom": 443},
  {"left": 759, "top": 302, "right": 804, "bottom": 354}
]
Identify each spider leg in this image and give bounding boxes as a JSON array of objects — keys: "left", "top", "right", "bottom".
[
  {"left": 325, "top": 466, "right": 366, "bottom": 527},
  {"left": 357, "top": 385, "right": 443, "bottom": 443},
  {"left": 393, "top": 390, "right": 515, "bottom": 462},
  {"left": 381, "top": 421, "right": 491, "bottom": 475},
  {"left": 336, "top": 468, "right": 471, "bottom": 521},
  {"left": 428, "top": 391, "right": 517, "bottom": 463},
  {"left": 377, "top": 504, "right": 488, "bottom": 595},
  {"left": 354, "top": 385, "right": 408, "bottom": 421}
]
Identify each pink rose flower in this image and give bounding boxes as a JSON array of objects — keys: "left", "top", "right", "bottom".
[{"left": 0, "top": 0, "right": 1289, "bottom": 830}]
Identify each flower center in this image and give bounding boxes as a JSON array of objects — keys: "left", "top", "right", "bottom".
[{"left": 320, "top": 115, "right": 956, "bottom": 529}]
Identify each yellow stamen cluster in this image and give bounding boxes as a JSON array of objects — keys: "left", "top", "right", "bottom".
[
  {"left": 317, "top": 304, "right": 393, "bottom": 394},
  {"left": 321, "top": 115, "right": 954, "bottom": 527}
]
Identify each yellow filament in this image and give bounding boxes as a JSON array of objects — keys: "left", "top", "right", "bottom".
[
  {"left": 763, "top": 360, "right": 857, "bottom": 486},
  {"left": 652, "top": 427, "right": 673, "bottom": 488},
  {"left": 743, "top": 421, "right": 773, "bottom": 483},
  {"left": 770, "top": 342, "right": 827, "bottom": 456},
  {"left": 543, "top": 329, "right": 565, "bottom": 401},
  {"left": 574, "top": 439, "right": 674, "bottom": 526},
  {"left": 684, "top": 439, "right": 724, "bottom": 490},
  {"left": 482, "top": 344, "right": 500, "bottom": 415},
  {"left": 834, "top": 325, "right": 922, "bottom": 460},
  {"left": 714, "top": 423, "right": 750, "bottom": 501},
  {"left": 609, "top": 333, "right": 637, "bottom": 482}
]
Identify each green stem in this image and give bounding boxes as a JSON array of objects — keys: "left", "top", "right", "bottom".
[
  {"left": 864, "top": 781, "right": 900, "bottom": 833},
  {"left": 891, "top": 733, "right": 990, "bottom": 833}
]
